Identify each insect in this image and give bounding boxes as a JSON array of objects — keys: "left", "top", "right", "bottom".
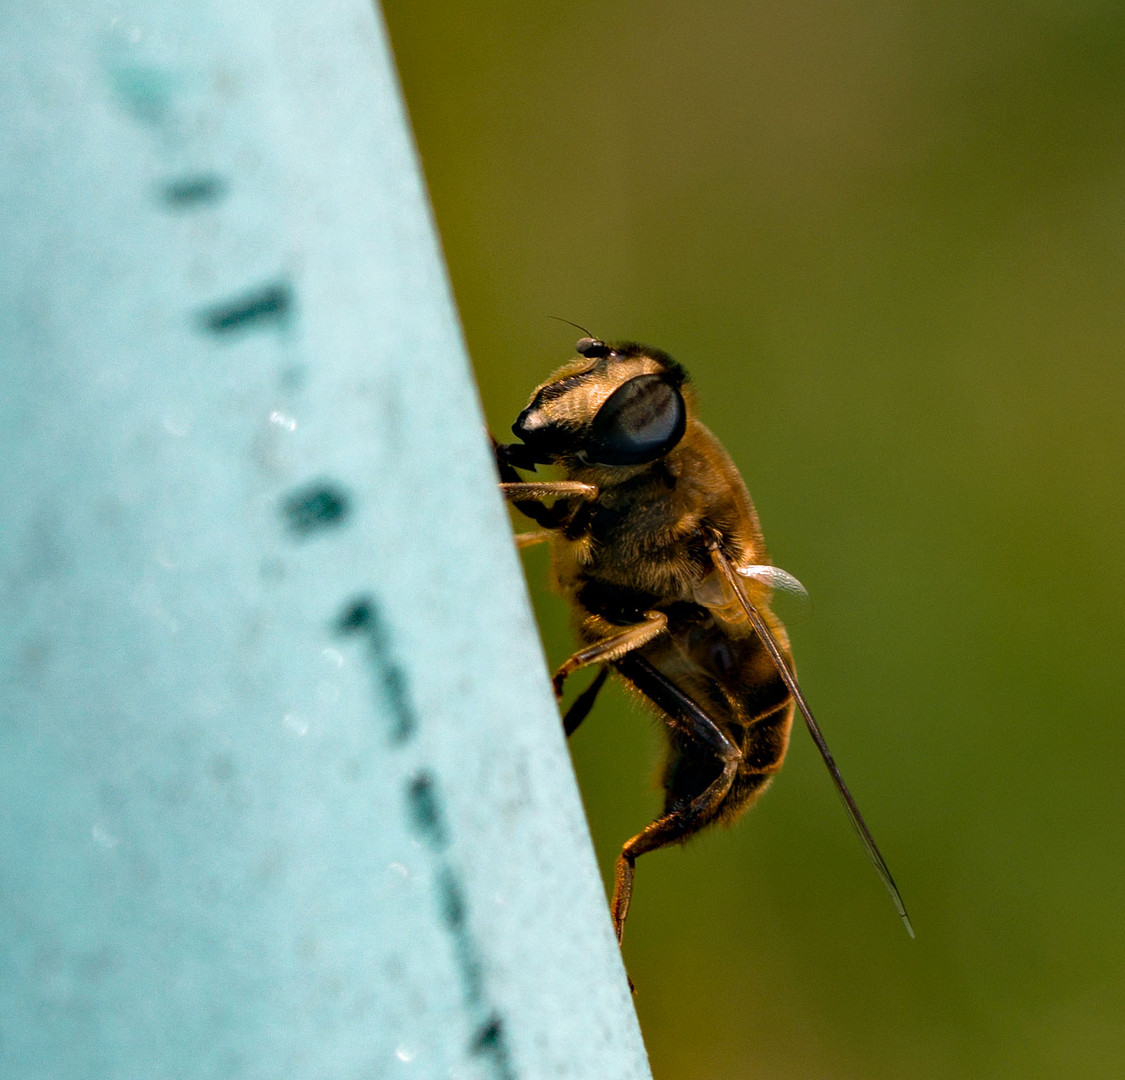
[{"left": 493, "top": 335, "right": 912, "bottom": 946}]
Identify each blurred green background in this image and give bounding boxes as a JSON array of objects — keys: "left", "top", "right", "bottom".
[{"left": 381, "top": 4, "right": 1125, "bottom": 1078}]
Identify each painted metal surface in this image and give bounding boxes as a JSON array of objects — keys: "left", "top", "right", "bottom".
[{"left": 0, "top": 4, "right": 651, "bottom": 1078}]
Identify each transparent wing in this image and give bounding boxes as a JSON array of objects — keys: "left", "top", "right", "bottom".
[{"left": 712, "top": 536, "right": 914, "bottom": 938}]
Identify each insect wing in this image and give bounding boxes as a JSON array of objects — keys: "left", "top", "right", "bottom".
[{"left": 713, "top": 542, "right": 914, "bottom": 938}]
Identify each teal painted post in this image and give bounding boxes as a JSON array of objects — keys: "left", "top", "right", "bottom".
[{"left": 0, "top": 4, "right": 652, "bottom": 1078}]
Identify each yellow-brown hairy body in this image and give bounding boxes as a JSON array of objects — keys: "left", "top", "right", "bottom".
[
  {"left": 553, "top": 418, "right": 794, "bottom": 827},
  {"left": 494, "top": 336, "right": 911, "bottom": 950}
]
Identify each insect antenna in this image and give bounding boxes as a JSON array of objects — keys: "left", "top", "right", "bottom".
[
  {"left": 708, "top": 535, "right": 914, "bottom": 938},
  {"left": 547, "top": 315, "right": 597, "bottom": 338}
]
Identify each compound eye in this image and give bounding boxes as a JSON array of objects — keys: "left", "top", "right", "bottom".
[{"left": 584, "top": 374, "right": 686, "bottom": 466}]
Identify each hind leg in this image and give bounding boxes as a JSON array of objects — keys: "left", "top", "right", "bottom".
[
  {"left": 611, "top": 754, "right": 738, "bottom": 943},
  {"left": 609, "top": 653, "right": 745, "bottom": 943}
]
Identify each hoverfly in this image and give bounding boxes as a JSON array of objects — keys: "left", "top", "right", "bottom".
[{"left": 494, "top": 336, "right": 912, "bottom": 946}]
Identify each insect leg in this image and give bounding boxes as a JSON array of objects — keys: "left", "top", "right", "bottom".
[
  {"left": 611, "top": 775, "right": 737, "bottom": 945},
  {"left": 614, "top": 653, "right": 740, "bottom": 758},
  {"left": 514, "top": 529, "right": 553, "bottom": 549},
  {"left": 552, "top": 612, "right": 667, "bottom": 698},
  {"left": 500, "top": 480, "right": 598, "bottom": 502},
  {"left": 492, "top": 434, "right": 597, "bottom": 527},
  {"left": 561, "top": 665, "right": 609, "bottom": 736},
  {"left": 609, "top": 654, "right": 743, "bottom": 943}
]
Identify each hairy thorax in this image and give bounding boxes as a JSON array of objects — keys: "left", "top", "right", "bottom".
[{"left": 554, "top": 423, "right": 768, "bottom": 638}]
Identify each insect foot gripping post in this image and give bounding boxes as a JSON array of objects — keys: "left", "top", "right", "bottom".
[{"left": 493, "top": 336, "right": 913, "bottom": 952}]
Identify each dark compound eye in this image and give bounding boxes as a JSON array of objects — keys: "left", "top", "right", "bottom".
[{"left": 584, "top": 373, "right": 686, "bottom": 466}]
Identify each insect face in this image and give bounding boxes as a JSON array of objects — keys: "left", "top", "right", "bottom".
[{"left": 508, "top": 340, "right": 688, "bottom": 469}]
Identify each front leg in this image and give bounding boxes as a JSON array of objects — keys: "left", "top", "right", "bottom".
[
  {"left": 492, "top": 436, "right": 598, "bottom": 528},
  {"left": 499, "top": 481, "right": 598, "bottom": 502},
  {"left": 498, "top": 479, "right": 598, "bottom": 530}
]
